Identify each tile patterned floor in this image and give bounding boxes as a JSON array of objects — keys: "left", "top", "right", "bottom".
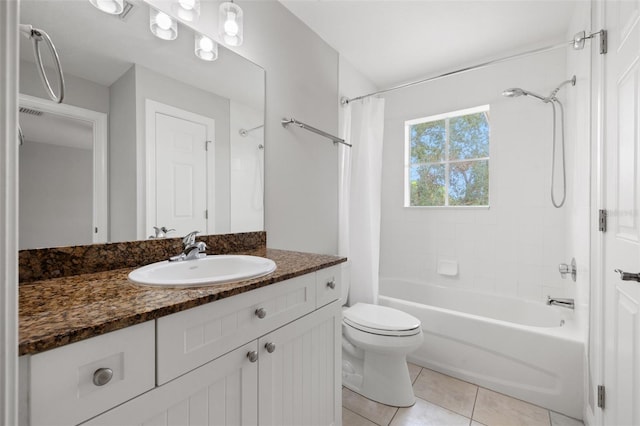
[{"left": 342, "top": 363, "right": 584, "bottom": 426}]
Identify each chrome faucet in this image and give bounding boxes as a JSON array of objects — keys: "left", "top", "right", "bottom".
[
  {"left": 169, "top": 231, "right": 207, "bottom": 262},
  {"left": 546, "top": 295, "right": 574, "bottom": 310},
  {"left": 149, "top": 226, "right": 175, "bottom": 239}
]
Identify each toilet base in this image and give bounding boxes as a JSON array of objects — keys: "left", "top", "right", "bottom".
[{"left": 342, "top": 344, "right": 416, "bottom": 407}]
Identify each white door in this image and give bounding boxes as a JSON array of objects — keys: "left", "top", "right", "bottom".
[
  {"left": 603, "top": 0, "right": 640, "bottom": 424},
  {"left": 258, "top": 303, "right": 341, "bottom": 426},
  {"left": 146, "top": 100, "right": 215, "bottom": 238}
]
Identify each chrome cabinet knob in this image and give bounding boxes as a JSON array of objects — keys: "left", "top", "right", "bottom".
[
  {"left": 264, "top": 342, "right": 276, "bottom": 353},
  {"left": 326, "top": 279, "right": 336, "bottom": 290},
  {"left": 247, "top": 351, "right": 258, "bottom": 363},
  {"left": 93, "top": 368, "right": 113, "bottom": 386},
  {"left": 255, "top": 308, "right": 267, "bottom": 319}
]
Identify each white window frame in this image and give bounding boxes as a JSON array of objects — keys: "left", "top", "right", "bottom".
[{"left": 404, "top": 104, "right": 490, "bottom": 208}]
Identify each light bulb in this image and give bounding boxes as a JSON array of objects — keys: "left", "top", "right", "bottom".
[
  {"left": 178, "top": 0, "right": 195, "bottom": 10},
  {"left": 150, "top": 8, "right": 178, "bottom": 40},
  {"left": 223, "top": 12, "right": 239, "bottom": 36},
  {"left": 174, "top": 0, "right": 200, "bottom": 21},
  {"left": 218, "top": 2, "right": 243, "bottom": 46},
  {"left": 198, "top": 36, "right": 214, "bottom": 52},
  {"left": 156, "top": 12, "right": 172, "bottom": 30},
  {"left": 195, "top": 33, "right": 218, "bottom": 61},
  {"left": 90, "top": 0, "right": 124, "bottom": 15}
]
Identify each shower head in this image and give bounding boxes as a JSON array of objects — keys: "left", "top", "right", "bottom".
[
  {"left": 503, "top": 76, "right": 576, "bottom": 103},
  {"left": 502, "top": 88, "right": 527, "bottom": 97},
  {"left": 502, "top": 87, "right": 548, "bottom": 102}
]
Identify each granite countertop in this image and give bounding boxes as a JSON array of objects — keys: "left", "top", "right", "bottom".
[{"left": 19, "top": 248, "right": 346, "bottom": 356}]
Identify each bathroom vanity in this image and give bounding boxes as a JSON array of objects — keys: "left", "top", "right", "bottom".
[{"left": 18, "top": 238, "right": 345, "bottom": 426}]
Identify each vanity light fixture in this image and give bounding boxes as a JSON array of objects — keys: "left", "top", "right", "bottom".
[
  {"left": 218, "top": 1, "right": 243, "bottom": 46},
  {"left": 174, "top": 0, "right": 200, "bottom": 22},
  {"left": 195, "top": 33, "right": 218, "bottom": 61},
  {"left": 89, "top": 0, "right": 124, "bottom": 15},
  {"left": 150, "top": 8, "right": 178, "bottom": 41}
]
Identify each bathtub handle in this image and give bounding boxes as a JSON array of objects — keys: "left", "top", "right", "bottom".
[{"left": 614, "top": 269, "right": 640, "bottom": 282}]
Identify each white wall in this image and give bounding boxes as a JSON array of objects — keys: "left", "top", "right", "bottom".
[
  {"left": 230, "top": 100, "right": 264, "bottom": 232},
  {"left": 19, "top": 140, "right": 92, "bottom": 249},
  {"left": 380, "top": 49, "right": 573, "bottom": 303},
  {"left": 238, "top": 2, "right": 339, "bottom": 254},
  {"left": 149, "top": 0, "right": 341, "bottom": 254},
  {"left": 134, "top": 64, "right": 231, "bottom": 237},
  {"left": 109, "top": 66, "right": 137, "bottom": 242},
  {"left": 19, "top": 62, "right": 109, "bottom": 113},
  {"left": 338, "top": 56, "right": 378, "bottom": 131},
  {"left": 109, "top": 64, "right": 232, "bottom": 241}
]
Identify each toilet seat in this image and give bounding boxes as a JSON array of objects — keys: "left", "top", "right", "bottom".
[{"left": 343, "top": 303, "right": 421, "bottom": 337}]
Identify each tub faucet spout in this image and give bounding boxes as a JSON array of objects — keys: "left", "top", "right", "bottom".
[{"left": 546, "top": 295, "right": 574, "bottom": 310}]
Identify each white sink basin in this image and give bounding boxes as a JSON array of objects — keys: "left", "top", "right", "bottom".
[{"left": 128, "top": 255, "right": 277, "bottom": 287}]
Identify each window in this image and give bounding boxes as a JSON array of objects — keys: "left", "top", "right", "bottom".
[{"left": 404, "top": 105, "right": 490, "bottom": 207}]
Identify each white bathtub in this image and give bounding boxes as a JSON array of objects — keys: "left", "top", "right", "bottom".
[{"left": 378, "top": 278, "right": 585, "bottom": 419}]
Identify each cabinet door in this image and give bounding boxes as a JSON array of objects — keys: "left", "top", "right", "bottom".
[
  {"left": 258, "top": 302, "right": 341, "bottom": 426},
  {"left": 157, "top": 273, "right": 316, "bottom": 385},
  {"left": 83, "top": 342, "right": 258, "bottom": 426}
]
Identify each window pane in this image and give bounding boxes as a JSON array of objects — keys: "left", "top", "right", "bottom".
[
  {"left": 410, "top": 120, "right": 446, "bottom": 163},
  {"left": 449, "top": 160, "right": 489, "bottom": 206},
  {"left": 409, "top": 164, "right": 445, "bottom": 206},
  {"left": 449, "top": 112, "right": 489, "bottom": 160}
]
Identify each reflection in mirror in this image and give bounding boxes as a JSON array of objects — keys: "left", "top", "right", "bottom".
[{"left": 18, "top": 0, "right": 265, "bottom": 250}]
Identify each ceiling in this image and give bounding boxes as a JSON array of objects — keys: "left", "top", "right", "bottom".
[{"left": 279, "top": 0, "right": 582, "bottom": 89}]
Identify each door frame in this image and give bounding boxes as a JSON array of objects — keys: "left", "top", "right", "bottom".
[
  {"left": 0, "top": 2, "right": 19, "bottom": 424},
  {"left": 19, "top": 94, "right": 109, "bottom": 244},
  {"left": 587, "top": 1, "right": 605, "bottom": 425},
  {"left": 144, "top": 99, "right": 216, "bottom": 239}
]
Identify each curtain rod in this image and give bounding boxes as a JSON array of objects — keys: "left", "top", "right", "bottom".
[
  {"left": 281, "top": 117, "right": 352, "bottom": 147},
  {"left": 341, "top": 30, "right": 605, "bottom": 105}
]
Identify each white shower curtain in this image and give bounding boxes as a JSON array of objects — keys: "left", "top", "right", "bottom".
[{"left": 339, "top": 97, "right": 385, "bottom": 305}]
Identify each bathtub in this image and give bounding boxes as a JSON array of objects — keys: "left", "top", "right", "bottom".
[{"left": 378, "top": 278, "right": 585, "bottom": 419}]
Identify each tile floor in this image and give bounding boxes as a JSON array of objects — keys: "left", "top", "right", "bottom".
[{"left": 342, "top": 363, "right": 584, "bottom": 426}]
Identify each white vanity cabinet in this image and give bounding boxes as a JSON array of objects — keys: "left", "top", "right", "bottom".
[
  {"left": 26, "top": 321, "right": 156, "bottom": 426},
  {"left": 21, "top": 265, "right": 342, "bottom": 426},
  {"left": 83, "top": 341, "right": 260, "bottom": 426},
  {"left": 258, "top": 303, "right": 341, "bottom": 425}
]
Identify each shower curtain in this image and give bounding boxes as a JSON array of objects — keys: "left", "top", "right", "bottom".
[{"left": 339, "top": 97, "right": 385, "bottom": 305}]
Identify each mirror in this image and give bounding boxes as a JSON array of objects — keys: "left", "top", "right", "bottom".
[{"left": 18, "top": 0, "right": 265, "bottom": 250}]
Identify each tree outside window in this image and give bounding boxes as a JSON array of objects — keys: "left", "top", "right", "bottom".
[{"left": 405, "top": 105, "right": 490, "bottom": 207}]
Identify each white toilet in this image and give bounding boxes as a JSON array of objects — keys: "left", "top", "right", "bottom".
[{"left": 341, "top": 283, "right": 423, "bottom": 407}]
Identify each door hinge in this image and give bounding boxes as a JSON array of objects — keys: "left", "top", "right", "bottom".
[
  {"left": 597, "top": 385, "right": 605, "bottom": 409},
  {"left": 205, "top": 140, "right": 212, "bottom": 151},
  {"left": 599, "top": 209, "right": 607, "bottom": 232},
  {"left": 205, "top": 209, "right": 208, "bottom": 219}
]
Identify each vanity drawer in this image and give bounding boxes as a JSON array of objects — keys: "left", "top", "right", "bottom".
[
  {"left": 29, "top": 321, "right": 155, "bottom": 426},
  {"left": 316, "top": 265, "right": 341, "bottom": 308},
  {"left": 157, "top": 273, "right": 316, "bottom": 384}
]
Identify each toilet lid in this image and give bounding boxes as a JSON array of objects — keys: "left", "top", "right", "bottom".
[{"left": 343, "top": 303, "right": 421, "bottom": 336}]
